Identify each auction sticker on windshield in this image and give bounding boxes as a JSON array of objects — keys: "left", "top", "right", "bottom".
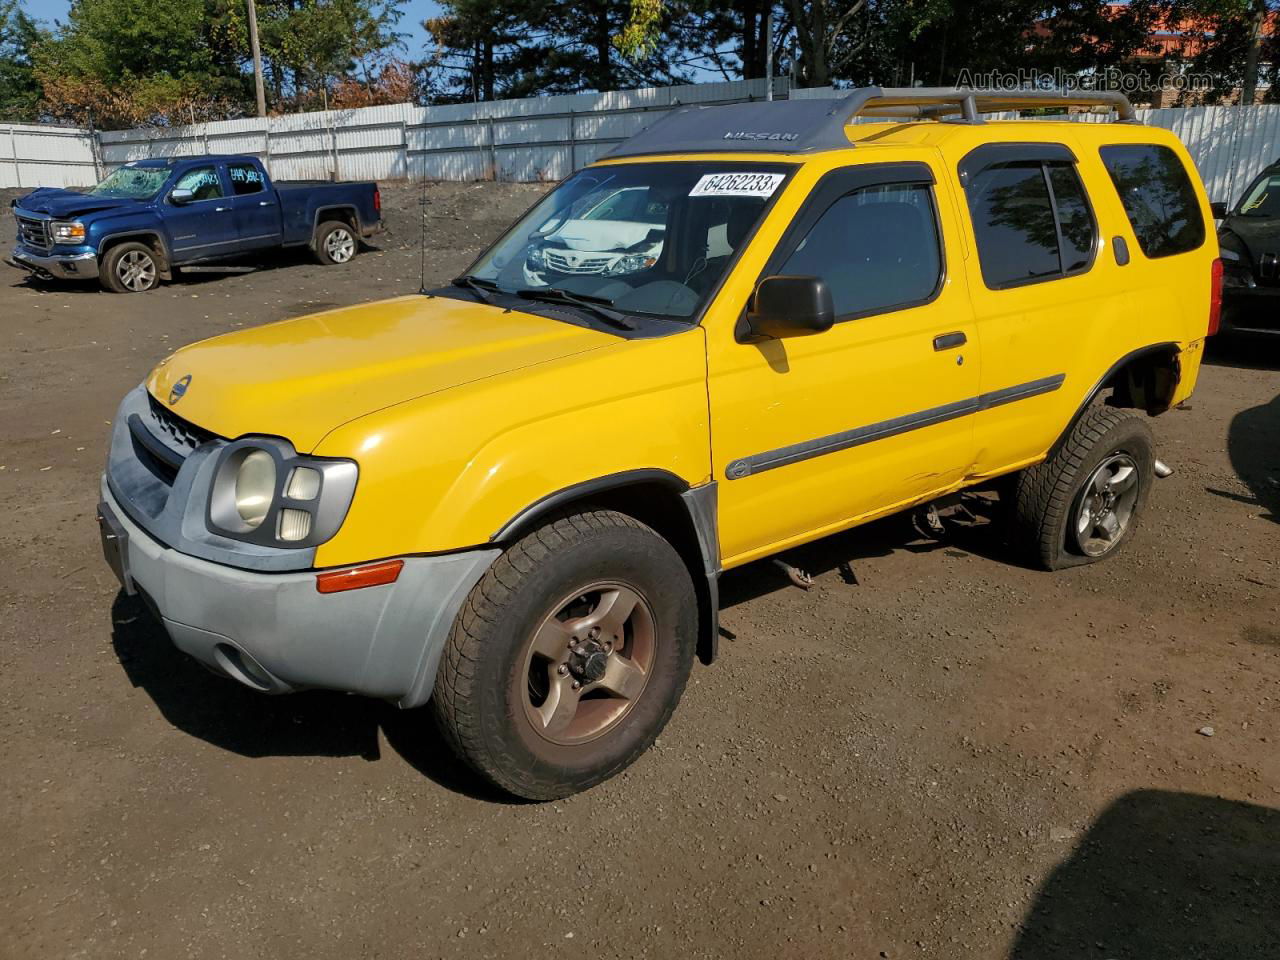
[{"left": 689, "top": 172, "right": 786, "bottom": 198}]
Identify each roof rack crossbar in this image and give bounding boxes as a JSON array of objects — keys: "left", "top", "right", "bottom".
[{"left": 606, "top": 86, "right": 1139, "bottom": 160}]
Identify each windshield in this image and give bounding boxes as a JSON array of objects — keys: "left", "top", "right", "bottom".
[
  {"left": 467, "top": 162, "right": 793, "bottom": 320},
  {"left": 89, "top": 166, "right": 170, "bottom": 200},
  {"left": 1239, "top": 172, "right": 1280, "bottom": 218}
]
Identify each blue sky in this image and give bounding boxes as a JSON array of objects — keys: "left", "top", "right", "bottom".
[{"left": 20, "top": 0, "right": 444, "bottom": 59}]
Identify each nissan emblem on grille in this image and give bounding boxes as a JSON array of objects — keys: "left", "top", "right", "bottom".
[{"left": 168, "top": 374, "right": 192, "bottom": 406}]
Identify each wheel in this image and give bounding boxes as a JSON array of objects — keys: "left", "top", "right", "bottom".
[
  {"left": 432, "top": 510, "right": 697, "bottom": 800},
  {"left": 100, "top": 242, "right": 161, "bottom": 293},
  {"left": 313, "top": 220, "right": 357, "bottom": 264},
  {"left": 1011, "top": 405, "right": 1155, "bottom": 570}
]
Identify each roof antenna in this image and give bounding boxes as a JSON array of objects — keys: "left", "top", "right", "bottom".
[{"left": 418, "top": 172, "right": 430, "bottom": 296}]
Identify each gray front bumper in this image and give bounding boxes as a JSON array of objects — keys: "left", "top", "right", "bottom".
[
  {"left": 101, "top": 481, "right": 498, "bottom": 708},
  {"left": 8, "top": 245, "right": 98, "bottom": 279}
]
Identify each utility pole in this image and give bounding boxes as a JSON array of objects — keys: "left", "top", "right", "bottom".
[
  {"left": 765, "top": 7, "right": 774, "bottom": 100},
  {"left": 247, "top": 0, "right": 267, "bottom": 117}
]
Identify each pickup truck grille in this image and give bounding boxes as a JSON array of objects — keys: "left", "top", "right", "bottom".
[{"left": 16, "top": 215, "right": 51, "bottom": 252}]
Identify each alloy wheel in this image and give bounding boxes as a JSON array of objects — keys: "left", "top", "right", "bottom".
[{"left": 1073, "top": 453, "right": 1140, "bottom": 557}]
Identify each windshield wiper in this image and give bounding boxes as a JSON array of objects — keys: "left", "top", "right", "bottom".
[
  {"left": 451, "top": 274, "right": 500, "bottom": 304},
  {"left": 516, "top": 287, "right": 637, "bottom": 331}
]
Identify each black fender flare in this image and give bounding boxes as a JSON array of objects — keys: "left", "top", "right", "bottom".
[
  {"left": 491, "top": 469, "right": 723, "bottom": 664},
  {"left": 1049, "top": 342, "right": 1179, "bottom": 457}
]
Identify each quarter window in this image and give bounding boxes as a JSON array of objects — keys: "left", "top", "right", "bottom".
[
  {"left": 1099, "top": 144, "right": 1205, "bottom": 258},
  {"left": 174, "top": 166, "right": 223, "bottom": 202},
  {"left": 779, "top": 182, "right": 942, "bottom": 319},
  {"left": 965, "top": 160, "right": 1098, "bottom": 288},
  {"left": 228, "top": 163, "right": 265, "bottom": 196}
]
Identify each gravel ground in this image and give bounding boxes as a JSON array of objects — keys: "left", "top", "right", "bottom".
[{"left": 1, "top": 180, "right": 1278, "bottom": 960}]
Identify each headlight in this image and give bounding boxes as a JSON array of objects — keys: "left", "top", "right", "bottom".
[
  {"left": 604, "top": 253, "right": 657, "bottom": 276},
  {"left": 207, "top": 439, "right": 357, "bottom": 548},
  {"left": 234, "top": 449, "right": 275, "bottom": 528},
  {"left": 526, "top": 247, "right": 547, "bottom": 270},
  {"left": 51, "top": 221, "right": 86, "bottom": 244}
]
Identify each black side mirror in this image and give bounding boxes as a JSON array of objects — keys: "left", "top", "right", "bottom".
[
  {"left": 1210, "top": 201, "right": 1229, "bottom": 219},
  {"left": 742, "top": 275, "right": 835, "bottom": 342},
  {"left": 170, "top": 188, "right": 194, "bottom": 205}
]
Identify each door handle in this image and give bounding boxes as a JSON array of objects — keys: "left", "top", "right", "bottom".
[
  {"left": 933, "top": 331, "right": 967, "bottom": 351},
  {"left": 258, "top": 201, "right": 275, "bottom": 207},
  {"left": 214, "top": 206, "right": 230, "bottom": 212}
]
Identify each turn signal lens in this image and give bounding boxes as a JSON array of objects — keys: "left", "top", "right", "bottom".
[{"left": 315, "top": 559, "right": 403, "bottom": 594}]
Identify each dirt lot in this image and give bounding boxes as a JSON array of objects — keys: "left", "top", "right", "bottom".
[{"left": 2, "top": 181, "right": 1278, "bottom": 960}]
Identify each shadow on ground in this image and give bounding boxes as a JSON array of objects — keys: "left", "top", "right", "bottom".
[
  {"left": 1011, "top": 790, "right": 1280, "bottom": 959},
  {"left": 109, "top": 592, "right": 510, "bottom": 802}
]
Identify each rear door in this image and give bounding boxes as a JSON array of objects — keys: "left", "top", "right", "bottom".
[
  {"left": 956, "top": 143, "right": 1105, "bottom": 474},
  {"left": 226, "top": 161, "right": 283, "bottom": 250},
  {"left": 165, "top": 163, "right": 237, "bottom": 263},
  {"left": 707, "top": 159, "right": 980, "bottom": 567}
]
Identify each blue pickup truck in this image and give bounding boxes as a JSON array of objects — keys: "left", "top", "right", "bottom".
[{"left": 7, "top": 154, "right": 382, "bottom": 293}]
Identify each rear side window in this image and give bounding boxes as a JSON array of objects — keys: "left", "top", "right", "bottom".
[
  {"left": 964, "top": 160, "right": 1098, "bottom": 288},
  {"left": 779, "top": 182, "right": 942, "bottom": 318},
  {"left": 1099, "top": 144, "right": 1205, "bottom": 258},
  {"left": 228, "top": 163, "right": 265, "bottom": 196}
]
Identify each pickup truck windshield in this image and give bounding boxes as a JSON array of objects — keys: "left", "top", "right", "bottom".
[
  {"left": 89, "top": 166, "right": 170, "bottom": 200},
  {"left": 468, "top": 161, "right": 793, "bottom": 320}
]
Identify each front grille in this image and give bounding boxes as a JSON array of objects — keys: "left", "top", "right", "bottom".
[
  {"left": 146, "top": 391, "right": 217, "bottom": 454},
  {"left": 544, "top": 250, "right": 615, "bottom": 275},
  {"left": 17, "top": 215, "right": 50, "bottom": 251}
]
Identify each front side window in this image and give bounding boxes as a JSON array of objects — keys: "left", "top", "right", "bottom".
[
  {"left": 1238, "top": 171, "right": 1280, "bottom": 219},
  {"left": 965, "top": 159, "right": 1098, "bottom": 288},
  {"left": 88, "top": 165, "right": 170, "bottom": 200},
  {"left": 228, "top": 163, "right": 265, "bottom": 196},
  {"left": 779, "top": 182, "right": 942, "bottom": 318},
  {"left": 1100, "top": 144, "right": 1205, "bottom": 258},
  {"left": 174, "top": 166, "right": 223, "bottom": 202},
  {"left": 467, "top": 162, "right": 792, "bottom": 320}
]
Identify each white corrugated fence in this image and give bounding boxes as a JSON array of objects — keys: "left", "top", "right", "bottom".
[{"left": 2, "top": 80, "right": 1279, "bottom": 206}]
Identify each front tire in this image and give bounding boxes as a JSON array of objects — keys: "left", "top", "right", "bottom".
[
  {"left": 313, "top": 220, "right": 357, "bottom": 264},
  {"left": 432, "top": 510, "right": 697, "bottom": 800},
  {"left": 1011, "top": 406, "right": 1155, "bottom": 570},
  {"left": 100, "top": 242, "right": 161, "bottom": 293}
]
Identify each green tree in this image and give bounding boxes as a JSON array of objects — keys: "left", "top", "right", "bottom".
[{"left": 0, "top": 0, "right": 43, "bottom": 121}]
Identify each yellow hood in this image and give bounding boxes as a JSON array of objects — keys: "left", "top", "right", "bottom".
[{"left": 147, "top": 295, "right": 616, "bottom": 452}]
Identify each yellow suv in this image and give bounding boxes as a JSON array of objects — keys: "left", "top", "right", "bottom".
[{"left": 98, "top": 88, "right": 1221, "bottom": 799}]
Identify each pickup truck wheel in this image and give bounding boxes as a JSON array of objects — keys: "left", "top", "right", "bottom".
[
  {"left": 432, "top": 510, "right": 697, "bottom": 800},
  {"left": 313, "top": 221, "right": 357, "bottom": 264},
  {"left": 100, "top": 242, "right": 160, "bottom": 293},
  {"left": 1011, "top": 406, "right": 1154, "bottom": 570}
]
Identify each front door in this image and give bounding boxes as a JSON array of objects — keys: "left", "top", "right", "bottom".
[
  {"left": 707, "top": 161, "right": 980, "bottom": 567},
  {"left": 165, "top": 164, "right": 237, "bottom": 263}
]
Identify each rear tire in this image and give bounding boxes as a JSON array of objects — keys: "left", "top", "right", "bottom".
[
  {"left": 432, "top": 510, "right": 697, "bottom": 801},
  {"left": 100, "top": 242, "right": 161, "bottom": 293},
  {"left": 313, "top": 220, "right": 357, "bottom": 265},
  {"left": 1011, "top": 406, "right": 1154, "bottom": 570}
]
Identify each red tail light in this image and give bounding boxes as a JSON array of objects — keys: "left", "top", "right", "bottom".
[
  {"left": 373, "top": 187, "right": 381, "bottom": 212},
  {"left": 1207, "top": 257, "right": 1223, "bottom": 336}
]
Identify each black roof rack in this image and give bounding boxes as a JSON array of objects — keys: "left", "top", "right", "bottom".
[{"left": 608, "top": 86, "right": 1138, "bottom": 159}]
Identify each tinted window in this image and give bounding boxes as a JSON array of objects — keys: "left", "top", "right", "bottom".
[
  {"left": 174, "top": 166, "right": 222, "bottom": 202},
  {"left": 779, "top": 183, "right": 941, "bottom": 318},
  {"left": 228, "top": 163, "right": 265, "bottom": 196},
  {"left": 1049, "top": 164, "right": 1095, "bottom": 272},
  {"left": 1100, "top": 144, "right": 1205, "bottom": 258},
  {"left": 967, "top": 162, "right": 1061, "bottom": 287},
  {"left": 966, "top": 160, "right": 1098, "bottom": 287}
]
